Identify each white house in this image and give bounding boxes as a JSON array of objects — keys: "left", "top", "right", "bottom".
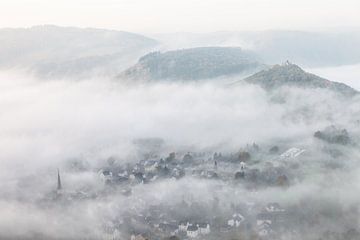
[
  {"left": 257, "top": 219, "right": 272, "bottom": 226},
  {"left": 227, "top": 213, "right": 244, "bottom": 227},
  {"left": 280, "top": 148, "right": 305, "bottom": 160},
  {"left": 99, "top": 170, "right": 113, "bottom": 182},
  {"left": 197, "top": 223, "right": 210, "bottom": 234},
  {"left": 256, "top": 211, "right": 276, "bottom": 236},
  {"left": 179, "top": 221, "right": 189, "bottom": 232},
  {"left": 118, "top": 170, "right": 128, "bottom": 177},
  {"left": 144, "top": 160, "right": 158, "bottom": 172},
  {"left": 265, "top": 203, "right": 285, "bottom": 213},
  {"left": 240, "top": 161, "right": 246, "bottom": 170},
  {"left": 187, "top": 225, "right": 199, "bottom": 238}
]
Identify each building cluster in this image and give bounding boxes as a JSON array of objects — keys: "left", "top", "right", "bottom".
[
  {"left": 96, "top": 145, "right": 294, "bottom": 193},
  {"left": 53, "top": 144, "right": 312, "bottom": 240},
  {"left": 98, "top": 200, "right": 290, "bottom": 240}
]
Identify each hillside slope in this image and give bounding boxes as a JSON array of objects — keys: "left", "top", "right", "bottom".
[
  {"left": 244, "top": 62, "right": 358, "bottom": 96},
  {"left": 120, "top": 47, "right": 266, "bottom": 81}
]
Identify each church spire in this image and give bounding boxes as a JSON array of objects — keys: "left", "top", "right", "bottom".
[{"left": 57, "top": 168, "right": 62, "bottom": 190}]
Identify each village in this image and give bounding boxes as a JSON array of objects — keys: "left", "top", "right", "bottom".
[
  {"left": 49, "top": 129, "right": 360, "bottom": 240},
  {"left": 51, "top": 141, "right": 312, "bottom": 240}
]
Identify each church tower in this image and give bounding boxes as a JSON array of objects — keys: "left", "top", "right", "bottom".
[{"left": 57, "top": 168, "right": 62, "bottom": 192}]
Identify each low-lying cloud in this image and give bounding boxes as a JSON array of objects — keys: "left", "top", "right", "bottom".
[{"left": 1, "top": 69, "right": 360, "bottom": 239}]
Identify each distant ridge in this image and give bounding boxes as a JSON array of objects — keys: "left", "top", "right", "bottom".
[
  {"left": 152, "top": 31, "right": 360, "bottom": 67},
  {"left": 244, "top": 61, "right": 358, "bottom": 96},
  {"left": 120, "top": 47, "right": 266, "bottom": 81},
  {"left": 0, "top": 25, "right": 159, "bottom": 78}
]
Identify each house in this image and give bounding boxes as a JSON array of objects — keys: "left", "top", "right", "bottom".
[
  {"left": 178, "top": 221, "right": 189, "bottom": 232},
  {"left": 257, "top": 221, "right": 273, "bottom": 237},
  {"left": 265, "top": 203, "right": 285, "bottom": 213},
  {"left": 197, "top": 223, "right": 210, "bottom": 234},
  {"left": 227, "top": 213, "right": 244, "bottom": 227},
  {"left": 130, "top": 234, "right": 148, "bottom": 240},
  {"left": 118, "top": 170, "right": 129, "bottom": 177},
  {"left": 171, "top": 168, "right": 185, "bottom": 179},
  {"left": 187, "top": 225, "right": 199, "bottom": 238},
  {"left": 280, "top": 148, "right": 305, "bottom": 160},
  {"left": 256, "top": 212, "right": 273, "bottom": 226},
  {"left": 240, "top": 161, "right": 246, "bottom": 170},
  {"left": 144, "top": 160, "right": 158, "bottom": 172},
  {"left": 257, "top": 204, "right": 286, "bottom": 229},
  {"left": 99, "top": 170, "right": 113, "bottom": 182},
  {"left": 256, "top": 218, "right": 272, "bottom": 226}
]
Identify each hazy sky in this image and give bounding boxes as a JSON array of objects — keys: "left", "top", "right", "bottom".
[{"left": 0, "top": 0, "right": 359, "bottom": 33}]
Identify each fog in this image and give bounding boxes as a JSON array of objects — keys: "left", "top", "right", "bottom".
[
  {"left": 1, "top": 69, "right": 356, "bottom": 172},
  {"left": 1, "top": 0, "right": 360, "bottom": 33},
  {"left": 308, "top": 64, "right": 360, "bottom": 91},
  {"left": 1, "top": 66, "right": 360, "bottom": 239}
]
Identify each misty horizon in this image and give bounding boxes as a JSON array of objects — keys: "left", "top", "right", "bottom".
[
  {"left": 1, "top": 0, "right": 360, "bottom": 33},
  {"left": 1, "top": 1, "right": 360, "bottom": 240}
]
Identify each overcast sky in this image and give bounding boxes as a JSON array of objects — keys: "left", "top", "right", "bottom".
[{"left": 0, "top": 0, "right": 359, "bottom": 33}]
